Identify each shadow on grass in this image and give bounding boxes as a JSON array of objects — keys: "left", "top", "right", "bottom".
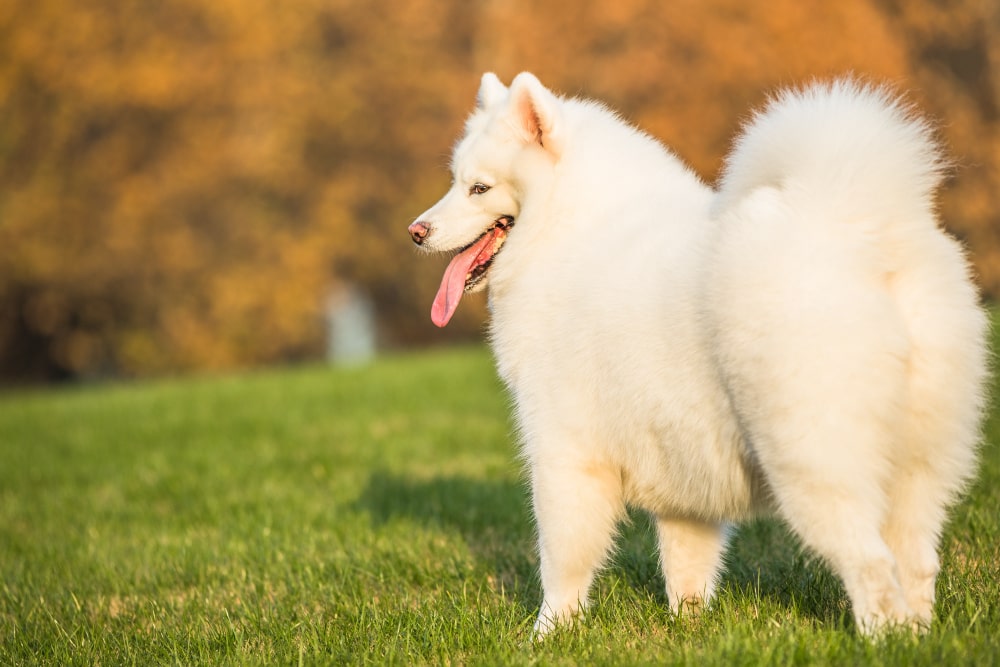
[
  {"left": 720, "top": 518, "right": 853, "bottom": 630},
  {"left": 355, "top": 471, "right": 851, "bottom": 630},
  {"left": 354, "top": 471, "right": 539, "bottom": 608},
  {"left": 603, "top": 511, "right": 852, "bottom": 630}
]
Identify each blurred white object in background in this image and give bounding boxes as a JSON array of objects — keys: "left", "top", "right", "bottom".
[{"left": 326, "top": 284, "right": 375, "bottom": 365}]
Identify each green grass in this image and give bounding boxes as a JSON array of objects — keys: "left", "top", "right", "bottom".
[{"left": 1, "top": 335, "right": 999, "bottom": 665}]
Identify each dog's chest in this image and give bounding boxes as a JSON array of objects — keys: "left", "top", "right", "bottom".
[{"left": 489, "top": 306, "right": 761, "bottom": 521}]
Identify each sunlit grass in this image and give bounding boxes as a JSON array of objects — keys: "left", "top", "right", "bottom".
[{"left": 1, "top": 332, "right": 998, "bottom": 664}]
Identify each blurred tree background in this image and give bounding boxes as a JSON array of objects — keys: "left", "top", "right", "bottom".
[{"left": 0, "top": 0, "right": 997, "bottom": 381}]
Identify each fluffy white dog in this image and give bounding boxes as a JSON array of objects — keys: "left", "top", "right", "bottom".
[{"left": 408, "top": 72, "right": 988, "bottom": 635}]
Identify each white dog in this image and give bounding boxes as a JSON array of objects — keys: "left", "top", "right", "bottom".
[{"left": 408, "top": 72, "right": 988, "bottom": 635}]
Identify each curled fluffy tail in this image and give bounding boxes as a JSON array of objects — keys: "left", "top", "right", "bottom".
[{"left": 713, "top": 79, "right": 946, "bottom": 227}]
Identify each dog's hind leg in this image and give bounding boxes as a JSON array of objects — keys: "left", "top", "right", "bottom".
[
  {"left": 765, "top": 466, "right": 913, "bottom": 632},
  {"left": 879, "top": 470, "right": 949, "bottom": 627},
  {"left": 881, "top": 235, "right": 988, "bottom": 626},
  {"left": 742, "top": 376, "right": 914, "bottom": 633},
  {"left": 655, "top": 516, "right": 730, "bottom": 615},
  {"left": 735, "top": 321, "right": 918, "bottom": 633},
  {"left": 881, "top": 381, "right": 983, "bottom": 627},
  {"left": 530, "top": 452, "right": 625, "bottom": 636},
  {"left": 708, "top": 269, "right": 918, "bottom": 628},
  {"left": 736, "top": 313, "right": 918, "bottom": 632}
]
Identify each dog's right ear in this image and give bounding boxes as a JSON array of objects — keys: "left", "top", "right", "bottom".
[
  {"left": 507, "top": 72, "right": 563, "bottom": 157},
  {"left": 477, "top": 72, "right": 508, "bottom": 109}
]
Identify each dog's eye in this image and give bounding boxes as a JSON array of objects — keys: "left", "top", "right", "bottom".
[{"left": 469, "top": 183, "right": 491, "bottom": 195}]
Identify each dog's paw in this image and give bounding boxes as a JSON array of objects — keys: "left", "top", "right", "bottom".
[{"left": 531, "top": 604, "right": 579, "bottom": 640}]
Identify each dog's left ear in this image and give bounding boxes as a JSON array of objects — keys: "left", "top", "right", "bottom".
[
  {"left": 508, "top": 72, "right": 563, "bottom": 156},
  {"left": 477, "top": 72, "right": 508, "bottom": 109}
]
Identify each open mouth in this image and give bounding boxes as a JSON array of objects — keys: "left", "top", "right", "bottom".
[
  {"left": 431, "top": 215, "right": 515, "bottom": 327},
  {"left": 460, "top": 215, "right": 514, "bottom": 291}
]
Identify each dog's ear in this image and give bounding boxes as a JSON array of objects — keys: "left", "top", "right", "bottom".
[
  {"left": 508, "top": 72, "right": 563, "bottom": 156},
  {"left": 477, "top": 72, "right": 508, "bottom": 109}
]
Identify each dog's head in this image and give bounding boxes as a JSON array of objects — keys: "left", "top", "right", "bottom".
[{"left": 408, "top": 72, "right": 563, "bottom": 327}]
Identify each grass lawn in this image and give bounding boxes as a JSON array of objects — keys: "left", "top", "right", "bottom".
[{"left": 1, "top": 333, "right": 998, "bottom": 665}]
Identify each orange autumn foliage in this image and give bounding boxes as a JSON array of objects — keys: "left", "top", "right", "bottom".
[{"left": 0, "top": 0, "right": 996, "bottom": 379}]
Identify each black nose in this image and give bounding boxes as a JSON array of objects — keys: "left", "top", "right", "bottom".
[{"left": 408, "top": 221, "right": 430, "bottom": 245}]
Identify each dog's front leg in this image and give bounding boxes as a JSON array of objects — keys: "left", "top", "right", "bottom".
[{"left": 530, "top": 454, "right": 624, "bottom": 636}]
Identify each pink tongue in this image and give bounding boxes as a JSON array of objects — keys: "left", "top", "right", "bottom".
[{"left": 431, "top": 229, "right": 500, "bottom": 327}]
